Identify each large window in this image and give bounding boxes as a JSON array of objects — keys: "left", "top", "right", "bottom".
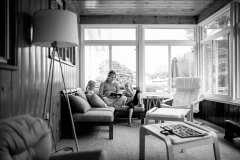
[
  {"left": 82, "top": 26, "right": 138, "bottom": 88},
  {"left": 145, "top": 29, "right": 194, "bottom": 40},
  {"left": 81, "top": 2, "right": 240, "bottom": 104},
  {"left": 84, "top": 45, "right": 137, "bottom": 88},
  {"left": 200, "top": 6, "right": 230, "bottom": 97},
  {"left": 143, "top": 26, "right": 196, "bottom": 96},
  {"left": 144, "top": 45, "right": 194, "bottom": 94},
  {"left": 203, "top": 35, "right": 229, "bottom": 95},
  {"left": 202, "top": 12, "right": 230, "bottom": 39},
  {"left": 84, "top": 29, "right": 136, "bottom": 40},
  {"left": 84, "top": 46, "right": 109, "bottom": 87},
  {"left": 81, "top": 25, "right": 196, "bottom": 97},
  {"left": 145, "top": 46, "right": 168, "bottom": 93}
]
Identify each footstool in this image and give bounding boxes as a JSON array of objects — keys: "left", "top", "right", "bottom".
[{"left": 139, "top": 121, "right": 221, "bottom": 160}]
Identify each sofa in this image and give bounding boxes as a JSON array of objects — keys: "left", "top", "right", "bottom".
[
  {"left": 61, "top": 88, "right": 114, "bottom": 140},
  {"left": 0, "top": 114, "right": 108, "bottom": 160}
]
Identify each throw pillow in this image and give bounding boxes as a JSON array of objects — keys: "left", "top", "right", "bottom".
[
  {"left": 69, "top": 95, "right": 91, "bottom": 113},
  {"left": 86, "top": 94, "right": 108, "bottom": 108},
  {"left": 75, "top": 88, "right": 88, "bottom": 102}
]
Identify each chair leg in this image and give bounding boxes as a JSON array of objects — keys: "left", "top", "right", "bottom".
[
  {"left": 140, "top": 112, "right": 144, "bottom": 124},
  {"left": 212, "top": 133, "right": 221, "bottom": 160},
  {"left": 145, "top": 116, "right": 149, "bottom": 125},
  {"left": 187, "top": 112, "right": 191, "bottom": 121},
  {"left": 114, "top": 112, "right": 117, "bottom": 124},
  {"left": 139, "top": 127, "right": 146, "bottom": 160},
  {"left": 109, "top": 122, "right": 113, "bottom": 140}
]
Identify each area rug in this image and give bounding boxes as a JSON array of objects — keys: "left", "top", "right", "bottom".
[{"left": 54, "top": 118, "right": 240, "bottom": 160}]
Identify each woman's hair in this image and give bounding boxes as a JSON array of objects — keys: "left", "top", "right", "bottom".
[
  {"left": 108, "top": 70, "right": 116, "bottom": 77},
  {"left": 86, "top": 80, "right": 95, "bottom": 91},
  {"left": 106, "top": 70, "right": 116, "bottom": 82}
]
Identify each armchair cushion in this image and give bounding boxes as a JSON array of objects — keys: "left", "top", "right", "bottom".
[
  {"left": 0, "top": 114, "right": 51, "bottom": 160},
  {"left": 172, "top": 77, "right": 202, "bottom": 113}
]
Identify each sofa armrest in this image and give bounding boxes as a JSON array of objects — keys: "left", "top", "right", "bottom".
[{"left": 49, "top": 150, "right": 108, "bottom": 160}]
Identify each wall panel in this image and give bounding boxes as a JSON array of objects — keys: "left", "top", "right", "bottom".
[
  {"left": 0, "top": 0, "right": 79, "bottom": 142},
  {"left": 199, "top": 100, "right": 240, "bottom": 128},
  {"left": 0, "top": 70, "right": 12, "bottom": 119}
]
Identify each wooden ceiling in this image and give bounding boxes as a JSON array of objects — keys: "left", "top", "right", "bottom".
[{"left": 66, "top": 0, "right": 215, "bottom": 16}]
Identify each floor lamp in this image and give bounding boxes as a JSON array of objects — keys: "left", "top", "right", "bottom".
[{"left": 32, "top": 9, "right": 79, "bottom": 151}]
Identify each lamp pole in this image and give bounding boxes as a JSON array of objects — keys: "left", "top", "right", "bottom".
[{"left": 55, "top": 43, "right": 79, "bottom": 152}]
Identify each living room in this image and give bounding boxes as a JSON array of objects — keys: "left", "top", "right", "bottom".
[{"left": 0, "top": 0, "right": 240, "bottom": 159}]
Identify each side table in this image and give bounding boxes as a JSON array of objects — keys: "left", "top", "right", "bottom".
[
  {"left": 139, "top": 121, "right": 221, "bottom": 160},
  {"left": 146, "top": 95, "right": 163, "bottom": 111}
]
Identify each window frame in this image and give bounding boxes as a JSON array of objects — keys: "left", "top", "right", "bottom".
[
  {"left": 0, "top": 0, "right": 18, "bottom": 70},
  {"left": 81, "top": 24, "right": 139, "bottom": 88},
  {"left": 141, "top": 25, "right": 197, "bottom": 97},
  {"left": 80, "top": 24, "right": 197, "bottom": 98},
  {"left": 199, "top": 3, "right": 240, "bottom": 104}
]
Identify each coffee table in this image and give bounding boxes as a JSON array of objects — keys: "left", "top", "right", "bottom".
[{"left": 139, "top": 121, "right": 221, "bottom": 160}]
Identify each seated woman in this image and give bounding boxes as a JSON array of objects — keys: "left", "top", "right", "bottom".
[
  {"left": 99, "top": 70, "right": 127, "bottom": 107},
  {"left": 122, "top": 82, "right": 142, "bottom": 127}
]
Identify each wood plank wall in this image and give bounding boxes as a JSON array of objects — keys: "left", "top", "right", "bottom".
[
  {"left": 198, "top": 100, "right": 240, "bottom": 128},
  {"left": 0, "top": 0, "right": 80, "bottom": 142}
]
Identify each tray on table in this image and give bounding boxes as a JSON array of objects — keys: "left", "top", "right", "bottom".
[{"left": 161, "top": 124, "right": 207, "bottom": 138}]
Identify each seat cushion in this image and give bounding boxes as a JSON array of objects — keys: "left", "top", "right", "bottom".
[
  {"left": 73, "top": 111, "right": 114, "bottom": 122},
  {"left": 149, "top": 108, "right": 187, "bottom": 118},
  {"left": 0, "top": 115, "right": 51, "bottom": 160},
  {"left": 114, "top": 105, "right": 145, "bottom": 112},
  {"left": 90, "top": 107, "right": 115, "bottom": 113}
]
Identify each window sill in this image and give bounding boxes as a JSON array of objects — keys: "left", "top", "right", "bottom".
[
  {"left": 0, "top": 64, "right": 18, "bottom": 70},
  {"left": 203, "top": 95, "right": 240, "bottom": 106}
]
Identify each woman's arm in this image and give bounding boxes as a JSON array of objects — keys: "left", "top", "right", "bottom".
[
  {"left": 115, "top": 82, "right": 121, "bottom": 94},
  {"left": 99, "top": 82, "right": 105, "bottom": 97}
]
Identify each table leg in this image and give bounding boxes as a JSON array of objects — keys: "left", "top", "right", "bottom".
[
  {"left": 212, "top": 133, "right": 221, "bottom": 160},
  {"left": 147, "top": 98, "right": 151, "bottom": 111},
  {"left": 139, "top": 127, "right": 146, "bottom": 160}
]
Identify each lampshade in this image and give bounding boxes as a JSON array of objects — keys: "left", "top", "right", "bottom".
[{"left": 32, "top": 9, "right": 78, "bottom": 48}]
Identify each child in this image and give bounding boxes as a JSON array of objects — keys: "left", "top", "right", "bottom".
[
  {"left": 85, "top": 80, "right": 96, "bottom": 95},
  {"left": 122, "top": 82, "right": 141, "bottom": 127}
]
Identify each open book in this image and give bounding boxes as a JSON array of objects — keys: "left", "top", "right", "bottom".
[{"left": 109, "top": 92, "right": 122, "bottom": 97}]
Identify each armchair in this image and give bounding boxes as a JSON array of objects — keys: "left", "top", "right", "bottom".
[
  {"left": 145, "top": 77, "right": 203, "bottom": 124},
  {"left": 0, "top": 114, "right": 107, "bottom": 160}
]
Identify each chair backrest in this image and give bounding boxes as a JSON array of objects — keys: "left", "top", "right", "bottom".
[{"left": 172, "top": 77, "right": 202, "bottom": 112}]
